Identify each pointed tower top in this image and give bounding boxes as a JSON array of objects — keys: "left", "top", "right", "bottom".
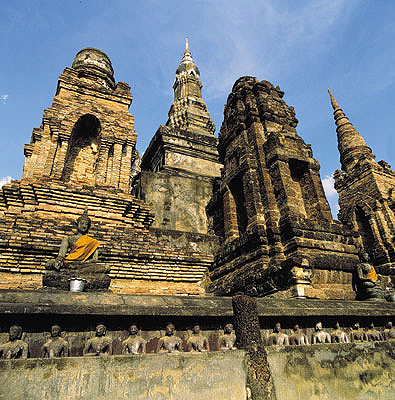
[
  {"left": 176, "top": 37, "right": 200, "bottom": 76},
  {"left": 328, "top": 89, "right": 340, "bottom": 111},
  {"left": 329, "top": 90, "right": 375, "bottom": 171},
  {"left": 181, "top": 37, "right": 194, "bottom": 64},
  {"left": 167, "top": 40, "right": 215, "bottom": 135}
]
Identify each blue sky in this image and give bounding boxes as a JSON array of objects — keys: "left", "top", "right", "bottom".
[{"left": 1, "top": 0, "right": 394, "bottom": 217}]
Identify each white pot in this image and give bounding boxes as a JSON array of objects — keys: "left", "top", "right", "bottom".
[{"left": 68, "top": 278, "right": 87, "bottom": 292}]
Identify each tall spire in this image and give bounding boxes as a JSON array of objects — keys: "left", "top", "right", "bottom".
[
  {"left": 166, "top": 39, "right": 215, "bottom": 135},
  {"left": 328, "top": 88, "right": 340, "bottom": 111},
  {"left": 328, "top": 89, "right": 374, "bottom": 172},
  {"left": 181, "top": 36, "right": 193, "bottom": 64}
]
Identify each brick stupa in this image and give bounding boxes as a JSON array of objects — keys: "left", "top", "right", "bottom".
[
  {"left": 0, "top": 48, "right": 216, "bottom": 295},
  {"left": 208, "top": 77, "right": 360, "bottom": 299}
]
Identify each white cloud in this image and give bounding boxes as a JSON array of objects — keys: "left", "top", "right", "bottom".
[
  {"left": 201, "top": 0, "right": 351, "bottom": 99},
  {"left": 0, "top": 176, "right": 12, "bottom": 187},
  {"left": 1, "top": 94, "right": 8, "bottom": 104},
  {"left": 322, "top": 174, "right": 340, "bottom": 217},
  {"left": 322, "top": 174, "right": 337, "bottom": 197}
]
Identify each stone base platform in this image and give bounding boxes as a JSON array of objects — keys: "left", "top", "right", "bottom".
[
  {"left": 266, "top": 341, "right": 395, "bottom": 400},
  {"left": 0, "top": 350, "right": 247, "bottom": 400},
  {"left": 42, "top": 263, "right": 111, "bottom": 291},
  {"left": 1, "top": 342, "right": 394, "bottom": 400}
]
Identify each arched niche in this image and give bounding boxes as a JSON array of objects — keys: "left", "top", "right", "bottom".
[{"left": 61, "top": 114, "right": 101, "bottom": 185}]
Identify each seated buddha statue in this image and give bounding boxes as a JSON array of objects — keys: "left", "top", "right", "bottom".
[
  {"left": 267, "top": 323, "right": 289, "bottom": 346},
  {"left": 0, "top": 325, "right": 29, "bottom": 359},
  {"left": 352, "top": 252, "right": 381, "bottom": 300},
  {"left": 43, "top": 211, "right": 110, "bottom": 291}
]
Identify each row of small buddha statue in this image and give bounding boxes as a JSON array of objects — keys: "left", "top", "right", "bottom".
[
  {"left": 1, "top": 321, "right": 394, "bottom": 359},
  {"left": 267, "top": 321, "right": 395, "bottom": 345},
  {"left": 0, "top": 322, "right": 235, "bottom": 359}
]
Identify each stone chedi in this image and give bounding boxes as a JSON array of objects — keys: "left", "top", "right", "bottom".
[
  {"left": 156, "top": 322, "right": 183, "bottom": 353},
  {"left": 218, "top": 323, "right": 237, "bottom": 350},
  {"left": 207, "top": 76, "right": 359, "bottom": 299},
  {"left": 23, "top": 48, "right": 135, "bottom": 190},
  {"left": 121, "top": 324, "right": 146, "bottom": 355},
  {"left": 330, "top": 89, "right": 395, "bottom": 290},
  {"left": 0, "top": 325, "right": 29, "bottom": 359},
  {"left": 137, "top": 38, "right": 222, "bottom": 234},
  {"left": 0, "top": 47, "right": 215, "bottom": 296},
  {"left": 83, "top": 324, "right": 112, "bottom": 356},
  {"left": 186, "top": 324, "right": 210, "bottom": 352},
  {"left": 40, "top": 324, "right": 70, "bottom": 358}
]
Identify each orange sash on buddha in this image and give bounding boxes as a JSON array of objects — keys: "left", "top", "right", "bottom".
[
  {"left": 64, "top": 235, "right": 99, "bottom": 263},
  {"left": 366, "top": 266, "right": 377, "bottom": 282}
]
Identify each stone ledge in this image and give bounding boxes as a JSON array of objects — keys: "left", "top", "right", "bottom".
[{"left": 0, "top": 290, "right": 394, "bottom": 317}]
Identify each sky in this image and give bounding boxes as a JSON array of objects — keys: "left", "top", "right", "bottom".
[{"left": 1, "top": 0, "right": 394, "bottom": 217}]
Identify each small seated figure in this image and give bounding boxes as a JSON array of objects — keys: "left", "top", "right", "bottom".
[
  {"left": 0, "top": 325, "right": 29, "bottom": 359},
  {"left": 330, "top": 322, "right": 349, "bottom": 343},
  {"left": 383, "top": 322, "right": 395, "bottom": 341},
  {"left": 83, "top": 324, "right": 112, "bottom": 356},
  {"left": 186, "top": 324, "right": 210, "bottom": 352},
  {"left": 311, "top": 322, "right": 331, "bottom": 344},
  {"left": 218, "top": 323, "right": 237, "bottom": 350},
  {"left": 365, "top": 322, "right": 383, "bottom": 342},
  {"left": 352, "top": 252, "right": 381, "bottom": 301},
  {"left": 268, "top": 323, "right": 289, "bottom": 346},
  {"left": 289, "top": 324, "right": 309, "bottom": 345},
  {"left": 122, "top": 323, "right": 146, "bottom": 355},
  {"left": 41, "top": 324, "right": 69, "bottom": 358},
  {"left": 350, "top": 322, "right": 367, "bottom": 342},
  {"left": 43, "top": 211, "right": 111, "bottom": 291},
  {"left": 156, "top": 323, "right": 183, "bottom": 353}
]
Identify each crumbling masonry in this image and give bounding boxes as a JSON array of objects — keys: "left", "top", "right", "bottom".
[{"left": 0, "top": 46, "right": 394, "bottom": 299}]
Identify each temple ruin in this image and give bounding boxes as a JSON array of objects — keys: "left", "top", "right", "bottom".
[
  {"left": 0, "top": 43, "right": 394, "bottom": 399},
  {"left": 0, "top": 46, "right": 218, "bottom": 296}
]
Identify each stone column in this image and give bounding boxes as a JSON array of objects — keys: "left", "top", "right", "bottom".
[
  {"left": 95, "top": 142, "right": 111, "bottom": 186},
  {"left": 232, "top": 294, "right": 276, "bottom": 400},
  {"left": 369, "top": 214, "right": 390, "bottom": 263},
  {"left": 118, "top": 143, "right": 132, "bottom": 193},
  {"left": 111, "top": 143, "right": 123, "bottom": 189},
  {"left": 52, "top": 133, "right": 70, "bottom": 180},
  {"left": 223, "top": 188, "right": 239, "bottom": 242},
  {"left": 33, "top": 123, "right": 53, "bottom": 178}
]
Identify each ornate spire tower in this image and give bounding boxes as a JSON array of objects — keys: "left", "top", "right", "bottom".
[
  {"left": 329, "top": 89, "right": 375, "bottom": 172},
  {"left": 138, "top": 39, "right": 222, "bottom": 234},
  {"left": 167, "top": 38, "right": 215, "bottom": 135},
  {"left": 330, "top": 89, "right": 395, "bottom": 270}
]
